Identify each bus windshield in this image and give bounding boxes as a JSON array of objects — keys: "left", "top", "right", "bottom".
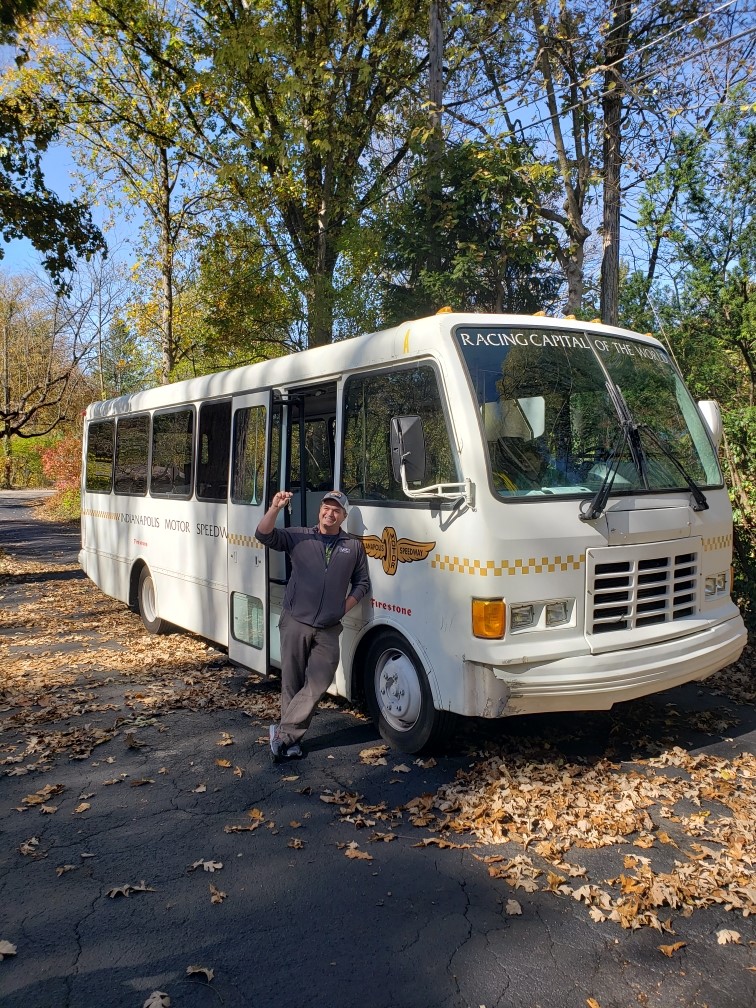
[{"left": 454, "top": 324, "right": 722, "bottom": 500}]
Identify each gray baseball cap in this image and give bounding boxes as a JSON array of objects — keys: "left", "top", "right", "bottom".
[{"left": 321, "top": 490, "right": 350, "bottom": 513}]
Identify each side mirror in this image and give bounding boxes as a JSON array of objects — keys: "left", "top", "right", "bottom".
[
  {"left": 697, "top": 400, "right": 723, "bottom": 448},
  {"left": 390, "top": 415, "right": 427, "bottom": 483}
]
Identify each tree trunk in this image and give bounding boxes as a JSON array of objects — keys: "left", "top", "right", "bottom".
[
  {"left": 600, "top": 0, "right": 631, "bottom": 326},
  {"left": 2, "top": 317, "right": 12, "bottom": 489},
  {"left": 158, "top": 147, "right": 175, "bottom": 383},
  {"left": 426, "top": 0, "right": 444, "bottom": 276}
]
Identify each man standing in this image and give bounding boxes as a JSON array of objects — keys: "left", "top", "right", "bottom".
[{"left": 255, "top": 489, "right": 371, "bottom": 761}]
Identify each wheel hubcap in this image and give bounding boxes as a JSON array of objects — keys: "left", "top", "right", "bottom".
[
  {"left": 376, "top": 649, "right": 422, "bottom": 732},
  {"left": 142, "top": 576, "right": 157, "bottom": 623}
]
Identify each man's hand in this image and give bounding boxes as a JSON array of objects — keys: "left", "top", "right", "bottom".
[
  {"left": 257, "top": 490, "right": 293, "bottom": 536},
  {"left": 271, "top": 491, "right": 293, "bottom": 511}
]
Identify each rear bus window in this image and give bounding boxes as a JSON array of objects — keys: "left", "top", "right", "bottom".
[{"left": 85, "top": 420, "right": 115, "bottom": 493}]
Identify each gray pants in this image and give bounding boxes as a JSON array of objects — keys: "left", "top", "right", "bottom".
[{"left": 278, "top": 611, "right": 343, "bottom": 745}]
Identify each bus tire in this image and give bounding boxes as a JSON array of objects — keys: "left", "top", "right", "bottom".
[
  {"left": 363, "top": 631, "right": 457, "bottom": 754},
  {"left": 137, "top": 566, "right": 170, "bottom": 635}
]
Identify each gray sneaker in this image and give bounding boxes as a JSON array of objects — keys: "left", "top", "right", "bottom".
[
  {"left": 269, "top": 724, "right": 286, "bottom": 761},
  {"left": 283, "top": 742, "right": 303, "bottom": 759}
]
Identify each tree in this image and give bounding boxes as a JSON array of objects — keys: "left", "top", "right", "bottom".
[
  {"left": 620, "top": 95, "right": 756, "bottom": 622},
  {"left": 11, "top": 0, "right": 220, "bottom": 381},
  {"left": 180, "top": 0, "right": 428, "bottom": 347},
  {"left": 455, "top": 0, "right": 755, "bottom": 320},
  {"left": 0, "top": 0, "right": 105, "bottom": 289},
  {"left": 377, "top": 141, "right": 562, "bottom": 322},
  {"left": 0, "top": 271, "right": 96, "bottom": 486}
]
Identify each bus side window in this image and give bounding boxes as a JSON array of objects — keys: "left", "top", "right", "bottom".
[
  {"left": 85, "top": 419, "right": 115, "bottom": 493},
  {"left": 232, "top": 405, "right": 267, "bottom": 505},
  {"left": 150, "top": 408, "right": 194, "bottom": 498},
  {"left": 197, "top": 401, "right": 232, "bottom": 501},
  {"left": 114, "top": 415, "right": 149, "bottom": 496},
  {"left": 343, "top": 365, "right": 458, "bottom": 503}
]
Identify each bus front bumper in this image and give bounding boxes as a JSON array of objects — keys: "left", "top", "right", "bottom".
[{"left": 460, "top": 614, "right": 747, "bottom": 718}]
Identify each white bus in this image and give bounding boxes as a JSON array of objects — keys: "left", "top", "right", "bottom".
[{"left": 80, "top": 312, "right": 747, "bottom": 753}]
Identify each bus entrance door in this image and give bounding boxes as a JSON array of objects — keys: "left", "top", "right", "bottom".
[{"left": 227, "top": 391, "right": 271, "bottom": 674}]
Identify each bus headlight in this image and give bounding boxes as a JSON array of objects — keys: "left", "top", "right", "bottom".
[
  {"left": 545, "top": 600, "right": 570, "bottom": 626},
  {"left": 472, "top": 598, "right": 506, "bottom": 639},
  {"left": 705, "top": 572, "right": 728, "bottom": 597},
  {"left": 510, "top": 603, "right": 535, "bottom": 630}
]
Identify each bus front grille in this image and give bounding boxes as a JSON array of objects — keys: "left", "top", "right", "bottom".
[{"left": 588, "top": 549, "right": 698, "bottom": 634}]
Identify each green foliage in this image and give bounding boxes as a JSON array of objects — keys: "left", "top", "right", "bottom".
[
  {"left": 191, "top": 221, "right": 305, "bottom": 362},
  {"left": 0, "top": 430, "right": 55, "bottom": 486},
  {"left": 377, "top": 142, "right": 563, "bottom": 324},
  {"left": 0, "top": 93, "right": 105, "bottom": 289}
]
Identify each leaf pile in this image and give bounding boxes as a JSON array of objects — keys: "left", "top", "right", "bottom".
[
  {"left": 0, "top": 557, "right": 277, "bottom": 771},
  {"left": 420, "top": 741, "right": 756, "bottom": 931}
]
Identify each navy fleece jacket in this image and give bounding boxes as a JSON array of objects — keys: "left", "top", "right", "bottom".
[{"left": 256, "top": 524, "right": 371, "bottom": 628}]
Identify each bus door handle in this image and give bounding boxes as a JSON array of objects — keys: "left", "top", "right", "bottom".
[{"left": 230, "top": 550, "right": 237, "bottom": 563}]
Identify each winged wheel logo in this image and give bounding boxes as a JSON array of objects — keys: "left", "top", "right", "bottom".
[{"left": 359, "top": 527, "right": 436, "bottom": 576}]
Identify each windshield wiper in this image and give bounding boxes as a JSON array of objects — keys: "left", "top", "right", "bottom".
[
  {"left": 579, "top": 420, "right": 631, "bottom": 522},
  {"left": 637, "top": 424, "right": 709, "bottom": 512}
]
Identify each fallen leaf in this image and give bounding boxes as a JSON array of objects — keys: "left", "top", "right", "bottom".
[
  {"left": 288, "top": 838, "right": 305, "bottom": 849},
  {"left": 107, "top": 881, "right": 155, "bottom": 898},
  {"left": 209, "top": 884, "right": 226, "bottom": 904},
  {"left": 0, "top": 940, "right": 17, "bottom": 959},
  {"left": 56, "top": 865, "right": 76, "bottom": 877},
  {"left": 188, "top": 860, "right": 222, "bottom": 873},
  {"left": 186, "top": 964, "right": 214, "bottom": 981},
  {"left": 717, "top": 929, "right": 741, "bottom": 945},
  {"left": 506, "top": 899, "right": 522, "bottom": 915},
  {"left": 143, "top": 993, "right": 170, "bottom": 1008},
  {"left": 658, "top": 941, "right": 686, "bottom": 957},
  {"left": 73, "top": 802, "right": 91, "bottom": 814},
  {"left": 343, "top": 842, "right": 373, "bottom": 861}
]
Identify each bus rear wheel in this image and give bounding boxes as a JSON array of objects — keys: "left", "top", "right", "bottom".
[
  {"left": 137, "top": 566, "right": 170, "bottom": 634},
  {"left": 363, "top": 631, "right": 457, "bottom": 754}
]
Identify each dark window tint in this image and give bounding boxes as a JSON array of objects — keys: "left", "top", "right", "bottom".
[
  {"left": 197, "top": 400, "right": 232, "bottom": 501},
  {"left": 289, "top": 417, "right": 333, "bottom": 491},
  {"left": 85, "top": 420, "right": 114, "bottom": 493},
  {"left": 114, "top": 415, "right": 149, "bottom": 495},
  {"left": 150, "top": 409, "right": 194, "bottom": 497},
  {"left": 232, "top": 405, "right": 267, "bottom": 505},
  {"left": 343, "top": 365, "right": 457, "bottom": 503}
]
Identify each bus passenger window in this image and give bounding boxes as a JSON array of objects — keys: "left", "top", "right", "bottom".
[
  {"left": 114, "top": 415, "right": 149, "bottom": 496},
  {"left": 150, "top": 409, "right": 194, "bottom": 497},
  {"left": 85, "top": 420, "right": 115, "bottom": 493},
  {"left": 197, "top": 401, "right": 232, "bottom": 501},
  {"left": 232, "top": 405, "right": 267, "bottom": 505}
]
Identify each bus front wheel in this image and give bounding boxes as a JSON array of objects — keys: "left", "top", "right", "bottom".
[
  {"left": 363, "top": 632, "right": 456, "bottom": 754},
  {"left": 137, "top": 566, "right": 170, "bottom": 635}
]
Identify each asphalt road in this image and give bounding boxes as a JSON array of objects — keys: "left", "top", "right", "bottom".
[{"left": 0, "top": 491, "right": 754, "bottom": 1008}]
